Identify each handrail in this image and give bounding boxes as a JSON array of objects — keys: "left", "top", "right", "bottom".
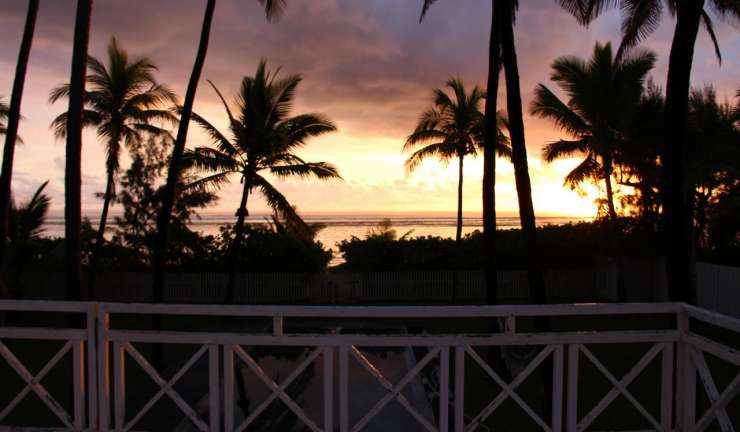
[{"left": 99, "top": 301, "right": 683, "bottom": 317}]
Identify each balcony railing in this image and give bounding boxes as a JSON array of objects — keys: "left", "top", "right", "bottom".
[{"left": 0, "top": 300, "right": 738, "bottom": 431}]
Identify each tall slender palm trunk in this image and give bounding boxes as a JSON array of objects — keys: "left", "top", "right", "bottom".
[
  {"left": 483, "top": 0, "right": 502, "bottom": 306},
  {"left": 662, "top": 0, "right": 703, "bottom": 304},
  {"left": 603, "top": 158, "right": 626, "bottom": 301},
  {"left": 0, "top": 0, "right": 39, "bottom": 269},
  {"left": 152, "top": 0, "right": 216, "bottom": 304},
  {"left": 65, "top": 0, "right": 93, "bottom": 301},
  {"left": 225, "top": 180, "right": 251, "bottom": 303},
  {"left": 151, "top": 0, "right": 214, "bottom": 371},
  {"left": 87, "top": 170, "right": 114, "bottom": 299},
  {"left": 455, "top": 154, "right": 464, "bottom": 245},
  {"left": 498, "top": 0, "right": 546, "bottom": 306},
  {"left": 604, "top": 161, "right": 618, "bottom": 222}
]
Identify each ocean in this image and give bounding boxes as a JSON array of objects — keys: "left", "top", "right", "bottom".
[{"left": 41, "top": 213, "right": 591, "bottom": 252}]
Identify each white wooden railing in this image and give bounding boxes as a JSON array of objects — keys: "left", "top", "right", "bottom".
[{"left": 0, "top": 301, "right": 739, "bottom": 431}]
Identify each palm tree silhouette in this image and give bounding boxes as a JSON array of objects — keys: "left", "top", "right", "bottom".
[
  {"left": 186, "top": 60, "right": 339, "bottom": 302},
  {"left": 531, "top": 42, "right": 656, "bottom": 221},
  {"left": 404, "top": 77, "right": 511, "bottom": 245},
  {"left": 50, "top": 37, "right": 177, "bottom": 297},
  {"left": 64, "top": 0, "right": 93, "bottom": 301},
  {"left": 688, "top": 87, "right": 740, "bottom": 246},
  {"left": 556, "top": 0, "right": 740, "bottom": 304},
  {"left": 420, "top": 0, "right": 546, "bottom": 306},
  {"left": 8, "top": 181, "right": 50, "bottom": 243},
  {"left": 152, "top": 0, "right": 286, "bottom": 304},
  {"left": 0, "top": 0, "right": 38, "bottom": 268}
]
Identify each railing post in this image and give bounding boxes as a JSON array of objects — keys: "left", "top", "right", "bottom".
[
  {"left": 552, "top": 344, "right": 564, "bottom": 432},
  {"left": 273, "top": 315, "right": 284, "bottom": 336},
  {"left": 73, "top": 340, "right": 85, "bottom": 431},
  {"left": 661, "top": 341, "right": 674, "bottom": 432},
  {"left": 339, "top": 345, "right": 349, "bottom": 432},
  {"left": 113, "top": 342, "right": 125, "bottom": 431},
  {"left": 208, "top": 345, "right": 220, "bottom": 432},
  {"left": 566, "top": 344, "right": 579, "bottom": 431},
  {"left": 454, "top": 345, "right": 465, "bottom": 432},
  {"left": 224, "top": 345, "right": 234, "bottom": 432},
  {"left": 676, "top": 309, "right": 696, "bottom": 431},
  {"left": 323, "top": 346, "right": 334, "bottom": 432},
  {"left": 86, "top": 303, "right": 98, "bottom": 431},
  {"left": 97, "top": 306, "right": 110, "bottom": 431},
  {"left": 439, "top": 346, "right": 450, "bottom": 432}
]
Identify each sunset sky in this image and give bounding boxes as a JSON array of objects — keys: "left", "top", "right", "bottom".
[{"left": 0, "top": 0, "right": 738, "bottom": 219}]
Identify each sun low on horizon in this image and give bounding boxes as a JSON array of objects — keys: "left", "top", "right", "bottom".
[{"left": 1, "top": 0, "right": 737, "bottom": 220}]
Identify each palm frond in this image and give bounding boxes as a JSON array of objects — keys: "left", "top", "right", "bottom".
[
  {"left": 252, "top": 174, "right": 300, "bottom": 220},
  {"left": 279, "top": 113, "right": 337, "bottom": 148},
  {"left": 186, "top": 147, "right": 241, "bottom": 173},
  {"left": 615, "top": 0, "right": 663, "bottom": 61},
  {"left": 531, "top": 84, "right": 590, "bottom": 136},
  {"left": 10, "top": 180, "right": 51, "bottom": 241},
  {"left": 404, "top": 142, "right": 454, "bottom": 174},
  {"left": 542, "top": 138, "right": 591, "bottom": 162},
  {"left": 700, "top": 10, "right": 722, "bottom": 65},
  {"left": 564, "top": 155, "right": 600, "bottom": 188},
  {"left": 187, "top": 110, "right": 239, "bottom": 157},
  {"left": 419, "top": 0, "right": 438, "bottom": 22},
  {"left": 184, "top": 171, "right": 233, "bottom": 193},
  {"left": 270, "top": 162, "right": 341, "bottom": 180}
]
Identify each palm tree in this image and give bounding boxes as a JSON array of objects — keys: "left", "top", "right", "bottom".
[
  {"left": 0, "top": 0, "right": 39, "bottom": 267},
  {"left": 687, "top": 87, "right": 740, "bottom": 247},
  {"left": 50, "top": 37, "right": 177, "bottom": 298},
  {"left": 8, "top": 181, "right": 50, "bottom": 243},
  {"left": 152, "top": 0, "right": 286, "bottom": 303},
  {"left": 186, "top": 60, "right": 339, "bottom": 302},
  {"left": 1, "top": 181, "right": 50, "bottom": 300},
  {"left": 421, "top": 0, "right": 547, "bottom": 305},
  {"left": 64, "top": 0, "right": 93, "bottom": 301},
  {"left": 404, "top": 77, "right": 511, "bottom": 245},
  {"left": 531, "top": 42, "right": 656, "bottom": 221},
  {"left": 556, "top": 0, "right": 740, "bottom": 304}
]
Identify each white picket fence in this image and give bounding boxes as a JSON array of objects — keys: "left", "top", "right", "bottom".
[{"left": 0, "top": 300, "right": 739, "bottom": 431}]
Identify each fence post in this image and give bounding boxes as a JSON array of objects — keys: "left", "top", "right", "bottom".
[
  {"left": 676, "top": 308, "right": 696, "bottom": 431},
  {"left": 439, "top": 346, "right": 450, "bottom": 432},
  {"left": 552, "top": 344, "right": 564, "bottom": 432},
  {"left": 97, "top": 306, "right": 110, "bottom": 431},
  {"left": 86, "top": 303, "right": 98, "bottom": 430},
  {"left": 113, "top": 342, "right": 125, "bottom": 431},
  {"left": 339, "top": 345, "right": 349, "bottom": 432},
  {"left": 454, "top": 346, "right": 465, "bottom": 432},
  {"left": 323, "top": 346, "right": 334, "bottom": 432},
  {"left": 661, "top": 341, "right": 674, "bottom": 431},
  {"left": 73, "top": 340, "right": 85, "bottom": 431},
  {"left": 566, "top": 344, "right": 579, "bottom": 431},
  {"left": 223, "top": 345, "right": 234, "bottom": 432},
  {"left": 209, "top": 345, "right": 220, "bottom": 432}
]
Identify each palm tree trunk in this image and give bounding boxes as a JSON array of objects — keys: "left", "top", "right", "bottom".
[
  {"left": 499, "top": 0, "right": 546, "bottom": 306},
  {"left": 456, "top": 154, "right": 464, "bottom": 245},
  {"left": 604, "top": 158, "right": 626, "bottom": 301},
  {"left": 0, "top": 0, "right": 38, "bottom": 270},
  {"left": 151, "top": 0, "right": 214, "bottom": 371},
  {"left": 64, "top": 0, "right": 93, "bottom": 301},
  {"left": 225, "top": 180, "right": 250, "bottom": 303},
  {"left": 152, "top": 0, "right": 216, "bottom": 304},
  {"left": 604, "top": 160, "right": 618, "bottom": 222},
  {"left": 87, "top": 169, "right": 114, "bottom": 300},
  {"left": 662, "top": 0, "right": 703, "bottom": 304},
  {"left": 483, "top": 0, "right": 502, "bottom": 306}
]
